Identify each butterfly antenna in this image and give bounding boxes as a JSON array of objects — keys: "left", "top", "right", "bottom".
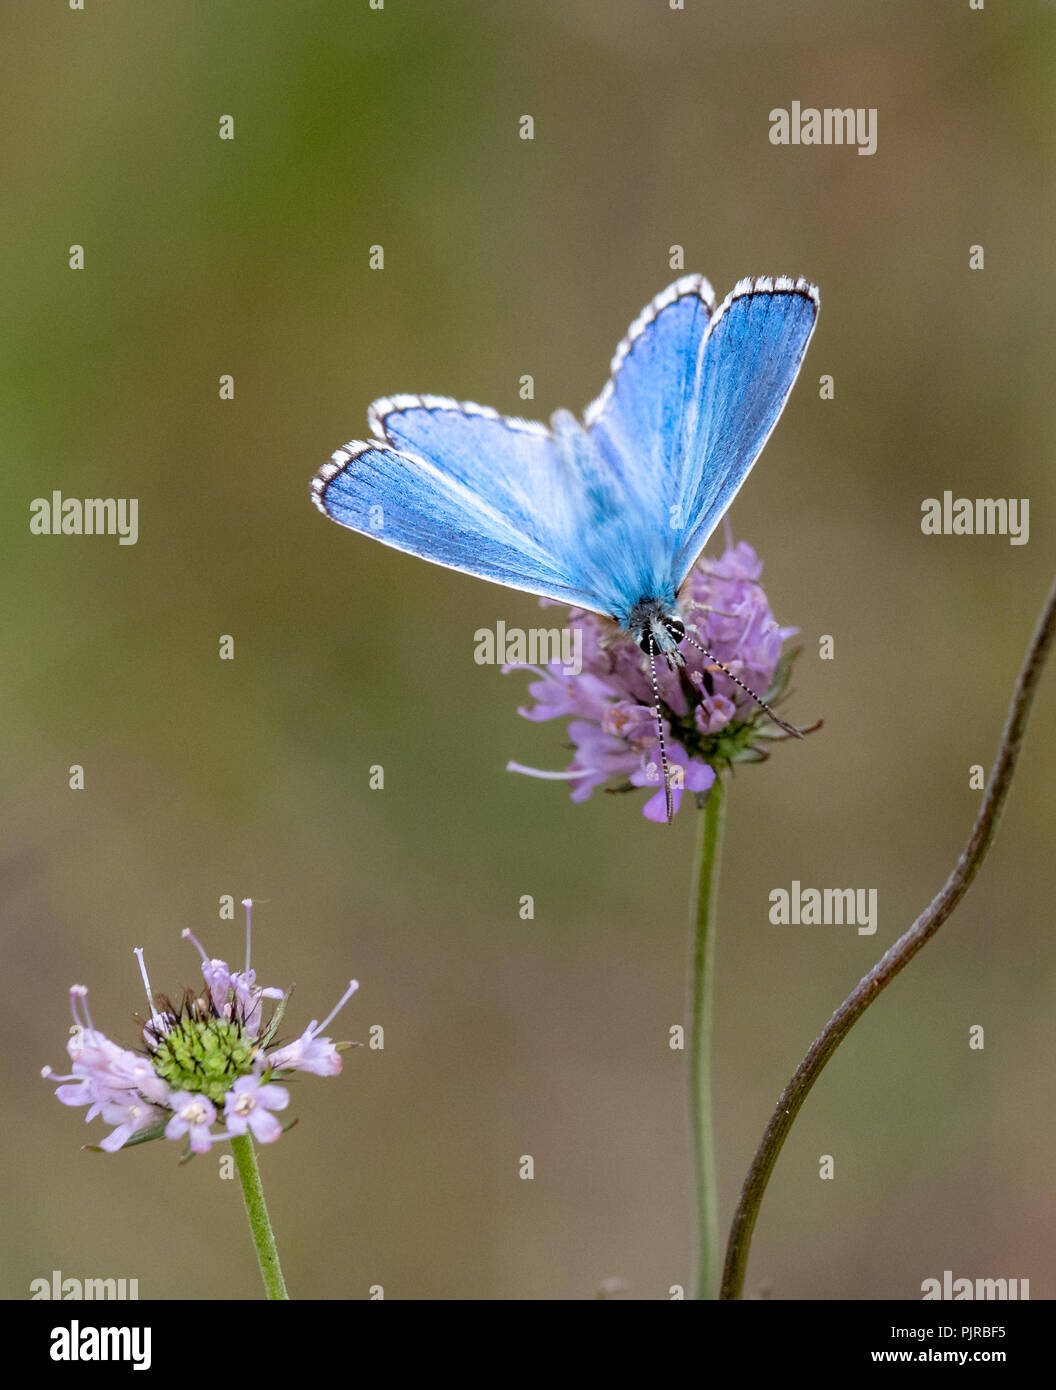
[
  {"left": 647, "top": 634, "right": 675, "bottom": 824},
  {"left": 681, "top": 632, "right": 804, "bottom": 738}
]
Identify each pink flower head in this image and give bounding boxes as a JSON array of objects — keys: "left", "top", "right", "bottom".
[
  {"left": 508, "top": 541, "right": 806, "bottom": 820},
  {"left": 46, "top": 905, "right": 359, "bottom": 1158}
]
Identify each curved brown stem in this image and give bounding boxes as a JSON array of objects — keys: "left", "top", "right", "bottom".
[{"left": 720, "top": 574, "right": 1056, "bottom": 1300}]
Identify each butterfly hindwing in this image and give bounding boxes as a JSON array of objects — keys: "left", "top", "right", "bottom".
[{"left": 367, "top": 394, "right": 584, "bottom": 549}]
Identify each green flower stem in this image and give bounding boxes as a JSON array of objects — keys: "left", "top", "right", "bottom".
[
  {"left": 688, "top": 773, "right": 726, "bottom": 1300},
  {"left": 232, "top": 1133, "right": 289, "bottom": 1300}
]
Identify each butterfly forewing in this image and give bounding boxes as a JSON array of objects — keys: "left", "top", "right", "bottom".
[
  {"left": 670, "top": 277, "right": 819, "bottom": 586},
  {"left": 585, "top": 273, "right": 716, "bottom": 522}
]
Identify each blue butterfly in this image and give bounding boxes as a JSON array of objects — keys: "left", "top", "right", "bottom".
[{"left": 313, "top": 274, "right": 818, "bottom": 817}]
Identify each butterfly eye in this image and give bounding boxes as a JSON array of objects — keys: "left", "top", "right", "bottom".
[{"left": 664, "top": 618, "right": 686, "bottom": 645}]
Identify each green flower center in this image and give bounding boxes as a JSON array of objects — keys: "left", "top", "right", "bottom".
[{"left": 150, "top": 1016, "right": 258, "bottom": 1104}]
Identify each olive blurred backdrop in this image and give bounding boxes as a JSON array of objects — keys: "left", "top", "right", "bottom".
[{"left": 2, "top": 1, "right": 1053, "bottom": 1301}]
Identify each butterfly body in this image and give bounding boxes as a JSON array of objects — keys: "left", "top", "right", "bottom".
[{"left": 313, "top": 274, "right": 818, "bottom": 649}]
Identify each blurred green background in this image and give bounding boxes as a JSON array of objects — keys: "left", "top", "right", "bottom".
[{"left": 3, "top": 1, "right": 1053, "bottom": 1300}]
